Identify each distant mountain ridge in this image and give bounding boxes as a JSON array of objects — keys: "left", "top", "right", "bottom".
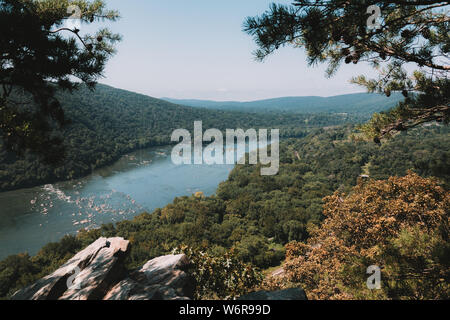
[{"left": 162, "top": 92, "right": 404, "bottom": 115}]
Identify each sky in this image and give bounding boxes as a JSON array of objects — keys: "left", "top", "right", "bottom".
[{"left": 89, "top": 0, "right": 380, "bottom": 101}]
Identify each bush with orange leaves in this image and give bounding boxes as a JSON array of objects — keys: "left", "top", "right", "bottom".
[{"left": 280, "top": 172, "right": 449, "bottom": 300}]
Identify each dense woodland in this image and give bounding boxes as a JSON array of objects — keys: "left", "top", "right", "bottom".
[
  {"left": 0, "top": 84, "right": 361, "bottom": 192},
  {"left": 1, "top": 124, "right": 448, "bottom": 299}
]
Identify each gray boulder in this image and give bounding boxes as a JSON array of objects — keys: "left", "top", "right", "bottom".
[
  {"left": 104, "top": 254, "right": 195, "bottom": 300},
  {"left": 12, "top": 237, "right": 130, "bottom": 300}
]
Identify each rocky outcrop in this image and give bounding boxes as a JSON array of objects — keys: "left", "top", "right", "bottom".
[
  {"left": 104, "top": 254, "right": 195, "bottom": 300},
  {"left": 238, "top": 288, "right": 307, "bottom": 300},
  {"left": 11, "top": 237, "right": 194, "bottom": 300},
  {"left": 12, "top": 237, "right": 305, "bottom": 300},
  {"left": 12, "top": 237, "right": 130, "bottom": 300}
]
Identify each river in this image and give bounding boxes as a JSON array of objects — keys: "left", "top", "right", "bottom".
[{"left": 0, "top": 144, "right": 255, "bottom": 259}]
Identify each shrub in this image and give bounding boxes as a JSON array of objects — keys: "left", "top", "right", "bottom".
[{"left": 173, "top": 245, "right": 263, "bottom": 300}]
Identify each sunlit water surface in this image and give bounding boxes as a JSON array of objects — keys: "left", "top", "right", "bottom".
[{"left": 0, "top": 144, "right": 264, "bottom": 259}]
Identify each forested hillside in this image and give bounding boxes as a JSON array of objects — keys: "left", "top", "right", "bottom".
[
  {"left": 162, "top": 92, "right": 404, "bottom": 115},
  {"left": 1, "top": 124, "right": 448, "bottom": 299},
  {"left": 0, "top": 84, "right": 358, "bottom": 192}
]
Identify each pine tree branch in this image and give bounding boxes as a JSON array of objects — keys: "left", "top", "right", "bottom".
[{"left": 380, "top": 104, "right": 450, "bottom": 137}]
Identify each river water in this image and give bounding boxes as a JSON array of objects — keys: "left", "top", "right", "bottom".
[{"left": 0, "top": 144, "right": 250, "bottom": 259}]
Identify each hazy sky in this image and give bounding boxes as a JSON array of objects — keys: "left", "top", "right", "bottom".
[{"left": 92, "top": 0, "right": 379, "bottom": 101}]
